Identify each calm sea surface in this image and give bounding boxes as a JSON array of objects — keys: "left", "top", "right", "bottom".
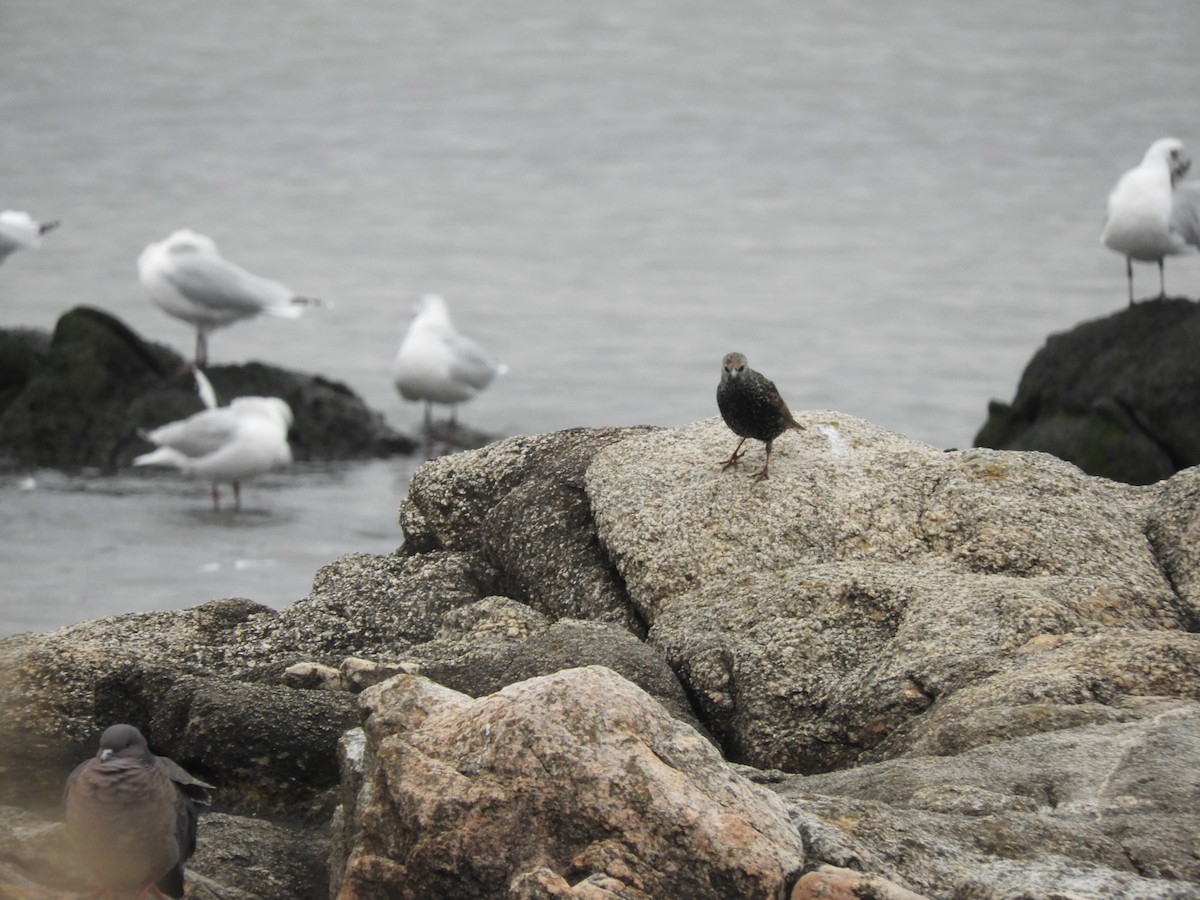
[{"left": 2, "top": 0, "right": 1198, "bottom": 635}]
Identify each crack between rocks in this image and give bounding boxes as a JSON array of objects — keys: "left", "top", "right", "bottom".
[
  {"left": 1142, "top": 524, "right": 1200, "bottom": 635},
  {"left": 1088, "top": 708, "right": 1176, "bottom": 811}
]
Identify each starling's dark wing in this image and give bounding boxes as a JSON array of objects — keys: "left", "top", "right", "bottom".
[{"left": 763, "top": 378, "right": 803, "bottom": 429}]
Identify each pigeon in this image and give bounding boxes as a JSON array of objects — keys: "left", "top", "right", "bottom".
[
  {"left": 64, "top": 723, "right": 213, "bottom": 899},
  {"left": 391, "top": 293, "right": 506, "bottom": 438},
  {"left": 716, "top": 351, "right": 803, "bottom": 480},
  {"left": 1101, "top": 137, "right": 1200, "bottom": 304},
  {"left": 134, "top": 377, "right": 294, "bottom": 511},
  {"left": 0, "top": 210, "right": 58, "bottom": 264},
  {"left": 138, "top": 229, "right": 319, "bottom": 368}
]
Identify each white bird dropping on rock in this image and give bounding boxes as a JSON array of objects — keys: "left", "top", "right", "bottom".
[
  {"left": 392, "top": 293, "right": 507, "bottom": 437},
  {"left": 138, "top": 229, "right": 319, "bottom": 368},
  {"left": 1101, "top": 138, "right": 1200, "bottom": 304}
]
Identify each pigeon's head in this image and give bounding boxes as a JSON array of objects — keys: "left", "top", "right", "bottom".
[
  {"left": 97, "top": 724, "right": 151, "bottom": 762},
  {"left": 722, "top": 352, "right": 748, "bottom": 382},
  {"left": 1147, "top": 138, "right": 1191, "bottom": 182}
]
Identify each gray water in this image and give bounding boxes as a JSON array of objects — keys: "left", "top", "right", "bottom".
[{"left": 2, "top": 0, "right": 1198, "bottom": 635}]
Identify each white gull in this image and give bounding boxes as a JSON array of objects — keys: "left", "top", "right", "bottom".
[
  {"left": 1101, "top": 137, "right": 1200, "bottom": 304},
  {"left": 0, "top": 211, "right": 58, "bottom": 264},
  {"left": 391, "top": 293, "right": 506, "bottom": 436},
  {"left": 138, "top": 229, "right": 318, "bottom": 368},
  {"left": 134, "top": 372, "right": 294, "bottom": 511}
]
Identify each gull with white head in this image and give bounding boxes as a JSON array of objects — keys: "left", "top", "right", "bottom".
[
  {"left": 0, "top": 210, "right": 58, "bottom": 264},
  {"left": 138, "top": 229, "right": 319, "bottom": 368},
  {"left": 1101, "top": 138, "right": 1200, "bottom": 304},
  {"left": 392, "top": 293, "right": 506, "bottom": 441},
  {"left": 134, "top": 371, "right": 294, "bottom": 511}
]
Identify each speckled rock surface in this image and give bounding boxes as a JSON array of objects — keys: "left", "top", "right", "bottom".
[
  {"left": 400, "top": 427, "right": 655, "bottom": 632},
  {"left": 585, "top": 415, "right": 1197, "bottom": 774},
  {"left": 775, "top": 702, "right": 1200, "bottom": 897}
]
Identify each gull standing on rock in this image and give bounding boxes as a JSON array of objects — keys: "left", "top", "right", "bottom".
[
  {"left": 1101, "top": 137, "right": 1200, "bottom": 304},
  {"left": 64, "top": 723, "right": 213, "bottom": 899},
  {"left": 138, "top": 229, "right": 319, "bottom": 368},
  {"left": 392, "top": 293, "right": 506, "bottom": 439},
  {"left": 0, "top": 210, "right": 58, "bottom": 264},
  {"left": 134, "top": 371, "right": 294, "bottom": 511},
  {"left": 716, "top": 351, "right": 804, "bottom": 481}
]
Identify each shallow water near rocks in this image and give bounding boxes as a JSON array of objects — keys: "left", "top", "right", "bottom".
[{"left": 0, "top": 460, "right": 419, "bottom": 637}]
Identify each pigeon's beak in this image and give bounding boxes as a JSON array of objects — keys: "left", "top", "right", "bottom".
[{"left": 100, "top": 748, "right": 114, "bottom": 761}]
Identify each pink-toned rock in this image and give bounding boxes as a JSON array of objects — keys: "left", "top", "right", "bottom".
[
  {"left": 333, "top": 665, "right": 803, "bottom": 899},
  {"left": 791, "top": 865, "right": 928, "bottom": 900}
]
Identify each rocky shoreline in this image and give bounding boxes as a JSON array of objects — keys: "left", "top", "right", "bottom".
[
  {"left": 3, "top": 303, "right": 1200, "bottom": 897},
  {"left": 0, "top": 305, "right": 415, "bottom": 471},
  {"left": 1, "top": 412, "right": 1198, "bottom": 898}
]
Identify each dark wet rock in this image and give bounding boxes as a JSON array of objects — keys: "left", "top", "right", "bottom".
[
  {"left": 0, "top": 328, "right": 50, "bottom": 416},
  {"left": 150, "top": 675, "right": 359, "bottom": 820},
  {"left": 185, "top": 811, "right": 330, "bottom": 900},
  {"left": 976, "top": 297, "right": 1200, "bottom": 485},
  {"left": 0, "top": 306, "right": 415, "bottom": 471}
]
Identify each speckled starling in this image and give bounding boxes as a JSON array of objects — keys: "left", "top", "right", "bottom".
[{"left": 716, "top": 351, "right": 803, "bottom": 480}]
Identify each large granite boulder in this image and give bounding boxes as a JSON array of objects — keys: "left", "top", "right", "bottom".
[
  {"left": 400, "top": 426, "right": 655, "bottom": 633},
  {"left": 0, "top": 306, "right": 414, "bottom": 470},
  {"left": 975, "top": 297, "right": 1200, "bottom": 484},
  {"left": 332, "top": 666, "right": 804, "bottom": 899},
  {"left": 585, "top": 414, "right": 1196, "bottom": 773}
]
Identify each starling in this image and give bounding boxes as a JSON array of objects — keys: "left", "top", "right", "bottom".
[
  {"left": 716, "top": 351, "right": 803, "bottom": 480},
  {"left": 64, "top": 723, "right": 214, "bottom": 898}
]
